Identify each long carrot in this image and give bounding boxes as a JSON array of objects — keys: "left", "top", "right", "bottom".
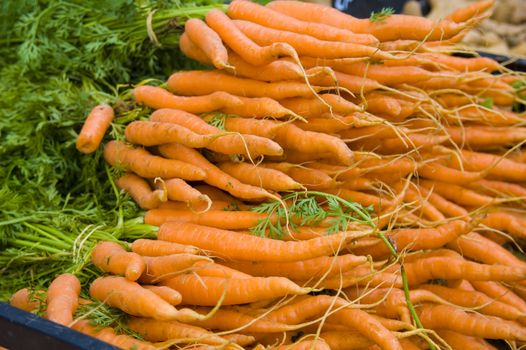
[
  {"left": 131, "top": 239, "right": 199, "bottom": 256},
  {"left": 184, "top": 18, "right": 231, "bottom": 70},
  {"left": 103, "top": 140, "right": 206, "bottom": 181},
  {"left": 220, "top": 117, "right": 282, "bottom": 138},
  {"left": 481, "top": 212, "right": 526, "bottom": 240},
  {"left": 72, "top": 320, "right": 156, "bottom": 350},
  {"left": 261, "top": 162, "right": 335, "bottom": 190},
  {"left": 144, "top": 209, "right": 269, "bottom": 229},
  {"left": 218, "top": 162, "right": 302, "bottom": 192},
  {"left": 139, "top": 254, "right": 210, "bottom": 284},
  {"left": 471, "top": 281, "right": 526, "bottom": 314},
  {"left": 91, "top": 241, "right": 145, "bottom": 281},
  {"left": 279, "top": 94, "right": 361, "bottom": 118},
  {"left": 162, "top": 274, "right": 308, "bottom": 306},
  {"left": 436, "top": 330, "right": 497, "bottom": 350},
  {"left": 45, "top": 273, "right": 80, "bottom": 326},
  {"left": 76, "top": 104, "right": 114, "bottom": 154},
  {"left": 157, "top": 222, "right": 369, "bottom": 262},
  {"left": 419, "top": 180, "right": 497, "bottom": 207}
]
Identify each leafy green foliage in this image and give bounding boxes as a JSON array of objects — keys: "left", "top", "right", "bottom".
[
  {"left": 479, "top": 97, "right": 494, "bottom": 109},
  {"left": 369, "top": 7, "right": 395, "bottom": 24},
  {"left": 250, "top": 191, "right": 374, "bottom": 239}
]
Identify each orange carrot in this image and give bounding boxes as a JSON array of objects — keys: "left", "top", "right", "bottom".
[
  {"left": 307, "top": 70, "right": 382, "bottom": 93},
  {"left": 419, "top": 180, "right": 497, "bottom": 207},
  {"left": 279, "top": 94, "right": 361, "bottom": 118},
  {"left": 320, "top": 331, "right": 372, "bottom": 350},
  {"left": 89, "top": 276, "right": 199, "bottom": 321},
  {"left": 91, "top": 241, "right": 145, "bottom": 281},
  {"left": 10, "top": 288, "right": 44, "bottom": 313},
  {"left": 73, "top": 320, "right": 156, "bottom": 350},
  {"left": 294, "top": 115, "right": 368, "bottom": 134},
  {"left": 469, "top": 179, "right": 526, "bottom": 199},
  {"left": 141, "top": 285, "right": 182, "bottom": 306},
  {"left": 167, "top": 70, "right": 325, "bottom": 99},
  {"left": 185, "top": 18, "right": 231, "bottom": 70},
  {"left": 417, "top": 185, "right": 469, "bottom": 219},
  {"left": 162, "top": 274, "right": 308, "bottom": 306},
  {"left": 359, "top": 93, "right": 402, "bottom": 118},
  {"left": 144, "top": 209, "right": 269, "bottom": 229},
  {"left": 402, "top": 185, "right": 445, "bottom": 221},
  {"left": 192, "top": 261, "right": 252, "bottom": 279},
  {"left": 133, "top": 86, "right": 242, "bottom": 114},
  {"left": 337, "top": 62, "right": 434, "bottom": 86},
  {"left": 158, "top": 143, "right": 273, "bottom": 200},
  {"left": 179, "top": 32, "right": 212, "bottom": 65},
  {"left": 161, "top": 178, "right": 210, "bottom": 209},
  {"left": 222, "top": 95, "right": 298, "bottom": 119},
  {"left": 205, "top": 9, "right": 297, "bottom": 66},
  {"left": 76, "top": 104, "right": 114, "bottom": 154},
  {"left": 437, "top": 330, "right": 497, "bottom": 350},
  {"left": 228, "top": 0, "right": 378, "bottom": 45},
  {"left": 157, "top": 222, "right": 369, "bottom": 262},
  {"left": 471, "top": 281, "right": 526, "bottom": 313},
  {"left": 218, "top": 162, "right": 302, "bottom": 192},
  {"left": 446, "top": 0, "right": 495, "bottom": 22},
  {"left": 417, "top": 304, "right": 526, "bottom": 340},
  {"left": 481, "top": 212, "right": 526, "bottom": 240},
  {"left": 261, "top": 162, "right": 335, "bottom": 190},
  {"left": 273, "top": 340, "right": 331, "bottom": 350},
  {"left": 418, "top": 162, "right": 483, "bottom": 185},
  {"left": 103, "top": 140, "right": 206, "bottom": 180},
  {"left": 220, "top": 117, "right": 282, "bottom": 138},
  {"left": 116, "top": 173, "right": 165, "bottom": 210},
  {"left": 131, "top": 239, "right": 199, "bottom": 256},
  {"left": 457, "top": 149, "right": 526, "bottom": 182},
  {"left": 226, "top": 52, "right": 304, "bottom": 82},
  {"left": 139, "top": 254, "right": 209, "bottom": 284},
  {"left": 45, "top": 273, "right": 80, "bottom": 326},
  {"left": 446, "top": 126, "right": 526, "bottom": 149}
]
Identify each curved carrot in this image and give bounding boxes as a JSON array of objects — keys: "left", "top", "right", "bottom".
[
  {"left": 179, "top": 32, "right": 212, "bottom": 65},
  {"left": 417, "top": 304, "right": 526, "bottom": 340},
  {"left": 116, "top": 173, "right": 165, "bottom": 210},
  {"left": 162, "top": 178, "right": 210, "bottom": 209},
  {"left": 157, "top": 222, "right": 369, "bottom": 262},
  {"left": 458, "top": 149, "right": 526, "bottom": 182},
  {"left": 141, "top": 285, "right": 182, "bottom": 306},
  {"left": 76, "top": 104, "right": 114, "bottom": 154},
  {"left": 228, "top": 0, "right": 377, "bottom": 46},
  {"left": 131, "top": 239, "right": 199, "bottom": 256},
  {"left": 45, "top": 273, "right": 80, "bottom": 326},
  {"left": 167, "top": 70, "right": 325, "bottom": 99},
  {"left": 91, "top": 241, "right": 145, "bottom": 281},
  {"left": 162, "top": 274, "right": 308, "bottom": 306},
  {"left": 218, "top": 162, "right": 302, "bottom": 192},
  {"left": 72, "top": 320, "right": 156, "bottom": 350},
  {"left": 185, "top": 18, "right": 231, "bottom": 70},
  {"left": 133, "top": 86, "right": 243, "bottom": 113},
  {"left": 337, "top": 62, "right": 434, "bottom": 86},
  {"left": 139, "top": 254, "right": 210, "bottom": 284},
  {"left": 446, "top": 0, "right": 495, "bottom": 22},
  {"left": 103, "top": 140, "right": 206, "bottom": 181},
  {"left": 205, "top": 9, "right": 297, "bottom": 66}
]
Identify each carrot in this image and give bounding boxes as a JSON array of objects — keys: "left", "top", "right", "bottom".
[
  {"left": 471, "top": 281, "right": 526, "bottom": 313},
  {"left": 131, "top": 239, "right": 199, "bottom": 256},
  {"left": 45, "top": 273, "right": 80, "bottom": 326},
  {"left": 139, "top": 254, "right": 210, "bottom": 284},
  {"left": 419, "top": 180, "right": 497, "bottom": 207},
  {"left": 417, "top": 185, "right": 469, "bottom": 219},
  {"left": 273, "top": 340, "right": 331, "bottom": 350},
  {"left": 72, "top": 320, "right": 156, "bottom": 350},
  {"left": 405, "top": 256, "right": 526, "bottom": 286},
  {"left": 266, "top": 0, "right": 469, "bottom": 41},
  {"left": 279, "top": 94, "right": 362, "bottom": 118},
  {"left": 327, "top": 188, "right": 391, "bottom": 214},
  {"left": 228, "top": 0, "right": 377, "bottom": 46},
  {"left": 179, "top": 32, "right": 212, "bottom": 65},
  {"left": 151, "top": 109, "right": 284, "bottom": 157},
  {"left": 128, "top": 317, "right": 228, "bottom": 344},
  {"left": 185, "top": 18, "right": 231, "bottom": 70},
  {"left": 162, "top": 274, "right": 308, "bottom": 306},
  {"left": 223, "top": 254, "right": 367, "bottom": 280},
  {"left": 226, "top": 52, "right": 304, "bottom": 82},
  {"left": 141, "top": 285, "right": 182, "bottom": 306},
  {"left": 351, "top": 134, "right": 449, "bottom": 154},
  {"left": 481, "top": 212, "right": 526, "bottom": 240},
  {"left": 359, "top": 93, "right": 402, "bottom": 118},
  {"left": 418, "top": 162, "right": 484, "bottom": 185},
  {"left": 446, "top": 126, "right": 526, "bottom": 149},
  {"left": 307, "top": 70, "right": 382, "bottom": 94},
  {"left": 418, "top": 304, "right": 526, "bottom": 340},
  {"left": 469, "top": 179, "right": 526, "bottom": 199},
  {"left": 456, "top": 149, "right": 526, "bottom": 182},
  {"left": 218, "top": 162, "right": 302, "bottom": 192},
  {"left": 261, "top": 162, "right": 335, "bottom": 190},
  {"left": 161, "top": 178, "right": 211, "bottom": 210},
  {"left": 158, "top": 199, "right": 239, "bottom": 212},
  {"left": 76, "top": 104, "right": 114, "bottom": 154},
  {"left": 192, "top": 261, "right": 252, "bottom": 279},
  {"left": 91, "top": 241, "right": 145, "bottom": 281},
  {"left": 157, "top": 222, "right": 369, "bottom": 262},
  {"left": 339, "top": 62, "right": 434, "bottom": 86},
  {"left": 353, "top": 220, "right": 470, "bottom": 259},
  {"left": 167, "top": 70, "right": 325, "bottom": 99},
  {"left": 10, "top": 288, "right": 44, "bottom": 313},
  {"left": 205, "top": 9, "right": 297, "bottom": 66},
  {"left": 157, "top": 143, "right": 273, "bottom": 200},
  {"left": 274, "top": 124, "right": 353, "bottom": 165},
  {"left": 222, "top": 334, "right": 256, "bottom": 347},
  {"left": 186, "top": 307, "right": 293, "bottom": 333},
  {"left": 103, "top": 140, "right": 206, "bottom": 181},
  {"left": 144, "top": 209, "right": 269, "bottom": 229},
  {"left": 446, "top": 0, "right": 495, "bottom": 22},
  {"left": 115, "top": 173, "right": 165, "bottom": 210},
  {"left": 421, "top": 284, "right": 525, "bottom": 321},
  {"left": 298, "top": 267, "right": 403, "bottom": 290},
  {"left": 320, "top": 331, "right": 372, "bottom": 350},
  {"left": 294, "top": 115, "right": 368, "bottom": 134},
  {"left": 402, "top": 185, "right": 446, "bottom": 221},
  {"left": 220, "top": 117, "right": 282, "bottom": 138},
  {"left": 222, "top": 95, "right": 298, "bottom": 119},
  {"left": 447, "top": 231, "right": 526, "bottom": 268},
  {"left": 89, "top": 276, "right": 200, "bottom": 321},
  {"left": 133, "top": 86, "right": 242, "bottom": 114},
  {"left": 437, "top": 330, "right": 497, "bottom": 350}
]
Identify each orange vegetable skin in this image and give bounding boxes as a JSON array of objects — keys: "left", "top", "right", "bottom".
[
  {"left": 91, "top": 241, "right": 145, "bottom": 281},
  {"left": 76, "top": 104, "right": 114, "bottom": 154},
  {"left": 45, "top": 273, "right": 81, "bottom": 326}
]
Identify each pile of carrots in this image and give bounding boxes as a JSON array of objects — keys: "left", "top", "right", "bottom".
[{"left": 10, "top": 0, "right": 526, "bottom": 349}]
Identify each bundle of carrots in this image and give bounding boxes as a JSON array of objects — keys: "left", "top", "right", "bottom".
[{"left": 10, "top": 0, "right": 526, "bottom": 349}]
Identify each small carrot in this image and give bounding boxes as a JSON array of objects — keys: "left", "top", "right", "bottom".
[
  {"left": 359, "top": 92, "right": 402, "bottom": 118},
  {"left": 89, "top": 276, "right": 199, "bottom": 321},
  {"left": 458, "top": 149, "right": 526, "bottom": 182},
  {"left": 337, "top": 62, "right": 434, "bottom": 86},
  {"left": 76, "top": 104, "right": 114, "bottom": 154},
  {"left": 10, "top": 288, "right": 44, "bottom": 313},
  {"left": 417, "top": 304, "right": 526, "bottom": 340},
  {"left": 446, "top": 0, "right": 495, "bottom": 22},
  {"left": 45, "top": 273, "right": 80, "bottom": 326},
  {"left": 218, "top": 162, "right": 302, "bottom": 192},
  {"left": 161, "top": 178, "right": 211, "bottom": 209},
  {"left": 103, "top": 140, "right": 206, "bottom": 181},
  {"left": 157, "top": 222, "right": 369, "bottom": 262},
  {"left": 133, "top": 86, "right": 242, "bottom": 114},
  {"left": 116, "top": 173, "right": 165, "bottom": 210},
  {"left": 446, "top": 126, "right": 526, "bottom": 149},
  {"left": 167, "top": 70, "right": 325, "bottom": 99},
  {"left": 131, "top": 239, "right": 199, "bottom": 256},
  {"left": 139, "top": 253, "right": 210, "bottom": 284},
  {"left": 141, "top": 285, "right": 182, "bottom": 306},
  {"left": 162, "top": 274, "right": 308, "bottom": 306},
  {"left": 91, "top": 241, "right": 145, "bottom": 281},
  {"left": 72, "top": 320, "right": 156, "bottom": 350},
  {"left": 185, "top": 18, "right": 231, "bottom": 70}
]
